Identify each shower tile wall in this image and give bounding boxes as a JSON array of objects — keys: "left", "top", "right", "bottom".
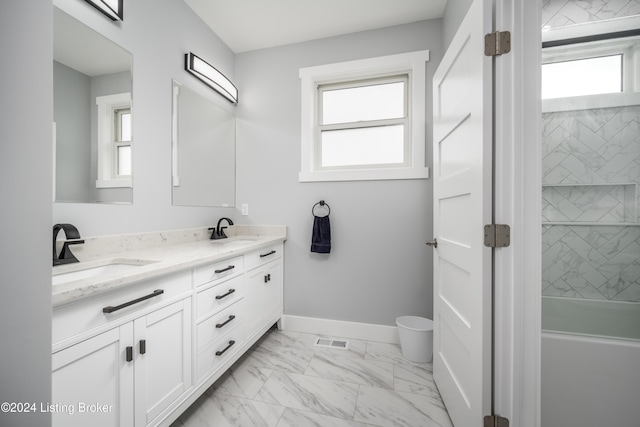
[
  {"left": 542, "top": 106, "right": 640, "bottom": 302},
  {"left": 542, "top": 0, "right": 640, "bottom": 28}
]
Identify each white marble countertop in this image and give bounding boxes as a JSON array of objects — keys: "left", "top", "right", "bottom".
[{"left": 52, "top": 225, "right": 286, "bottom": 307}]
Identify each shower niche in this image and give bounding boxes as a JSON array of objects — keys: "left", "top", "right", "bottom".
[{"left": 542, "top": 183, "right": 638, "bottom": 225}]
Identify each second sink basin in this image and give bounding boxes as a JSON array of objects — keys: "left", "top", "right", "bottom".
[{"left": 52, "top": 258, "right": 158, "bottom": 285}]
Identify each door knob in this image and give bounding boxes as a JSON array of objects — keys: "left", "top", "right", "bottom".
[{"left": 426, "top": 239, "right": 438, "bottom": 248}]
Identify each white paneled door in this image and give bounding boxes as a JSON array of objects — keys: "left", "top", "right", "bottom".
[{"left": 431, "top": 0, "right": 493, "bottom": 425}]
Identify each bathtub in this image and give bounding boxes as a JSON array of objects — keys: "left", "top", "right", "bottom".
[{"left": 541, "top": 297, "right": 640, "bottom": 427}]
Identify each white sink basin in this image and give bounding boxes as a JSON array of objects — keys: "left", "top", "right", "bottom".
[{"left": 52, "top": 259, "right": 158, "bottom": 285}]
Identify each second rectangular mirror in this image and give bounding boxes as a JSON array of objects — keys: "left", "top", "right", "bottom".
[{"left": 171, "top": 80, "right": 236, "bottom": 207}]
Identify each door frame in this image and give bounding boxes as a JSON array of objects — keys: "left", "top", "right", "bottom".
[{"left": 492, "top": 0, "right": 541, "bottom": 426}]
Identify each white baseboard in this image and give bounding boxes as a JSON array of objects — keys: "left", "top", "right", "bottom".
[{"left": 280, "top": 315, "right": 400, "bottom": 344}]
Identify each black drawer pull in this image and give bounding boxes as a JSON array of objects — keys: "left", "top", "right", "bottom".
[
  {"left": 259, "top": 250, "right": 276, "bottom": 258},
  {"left": 216, "top": 315, "right": 236, "bottom": 329},
  {"left": 126, "top": 346, "right": 133, "bottom": 362},
  {"left": 103, "top": 289, "right": 164, "bottom": 313},
  {"left": 215, "top": 288, "right": 236, "bottom": 300},
  {"left": 215, "top": 340, "right": 236, "bottom": 356},
  {"left": 214, "top": 265, "right": 235, "bottom": 274},
  {"left": 139, "top": 339, "right": 146, "bottom": 355}
]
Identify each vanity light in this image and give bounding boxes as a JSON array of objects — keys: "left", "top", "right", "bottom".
[
  {"left": 84, "top": 0, "right": 123, "bottom": 21},
  {"left": 185, "top": 52, "right": 238, "bottom": 104}
]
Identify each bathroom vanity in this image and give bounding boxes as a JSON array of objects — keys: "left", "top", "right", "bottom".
[{"left": 51, "top": 226, "right": 285, "bottom": 427}]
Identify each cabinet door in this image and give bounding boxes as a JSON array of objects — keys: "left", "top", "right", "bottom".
[
  {"left": 134, "top": 299, "right": 192, "bottom": 426},
  {"left": 245, "top": 268, "right": 265, "bottom": 333},
  {"left": 262, "top": 259, "right": 283, "bottom": 322},
  {"left": 52, "top": 323, "right": 134, "bottom": 427}
]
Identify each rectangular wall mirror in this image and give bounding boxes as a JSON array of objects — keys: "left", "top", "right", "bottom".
[
  {"left": 171, "top": 80, "right": 236, "bottom": 207},
  {"left": 53, "top": 7, "right": 133, "bottom": 204}
]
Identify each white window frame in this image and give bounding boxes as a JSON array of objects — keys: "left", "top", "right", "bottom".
[
  {"left": 299, "top": 50, "right": 429, "bottom": 182},
  {"left": 542, "top": 15, "right": 640, "bottom": 112},
  {"left": 96, "top": 92, "right": 132, "bottom": 188}
]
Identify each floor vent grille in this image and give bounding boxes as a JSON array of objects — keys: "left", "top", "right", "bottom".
[{"left": 315, "top": 338, "right": 349, "bottom": 350}]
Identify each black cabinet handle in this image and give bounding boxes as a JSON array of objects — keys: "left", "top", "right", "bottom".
[
  {"left": 139, "top": 339, "right": 146, "bottom": 355},
  {"left": 215, "top": 340, "right": 236, "bottom": 356},
  {"left": 214, "top": 265, "right": 235, "bottom": 274},
  {"left": 126, "top": 346, "right": 133, "bottom": 362},
  {"left": 216, "top": 315, "right": 236, "bottom": 329},
  {"left": 259, "top": 250, "right": 276, "bottom": 258},
  {"left": 103, "top": 289, "right": 164, "bottom": 313},
  {"left": 215, "top": 288, "right": 236, "bottom": 300}
]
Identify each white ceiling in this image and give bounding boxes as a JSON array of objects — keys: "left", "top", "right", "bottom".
[{"left": 184, "top": 0, "right": 448, "bottom": 53}]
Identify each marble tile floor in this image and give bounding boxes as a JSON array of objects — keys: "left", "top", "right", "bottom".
[{"left": 171, "top": 327, "right": 453, "bottom": 427}]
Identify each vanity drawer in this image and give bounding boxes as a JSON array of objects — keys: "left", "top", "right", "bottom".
[
  {"left": 196, "top": 274, "right": 244, "bottom": 319},
  {"left": 197, "top": 329, "right": 244, "bottom": 384},
  {"left": 244, "top": 243, "right": 282, "bottom": 270},
  {"left": 53, "top": 270, "right": 191, "bottom": 345},
  {"left": 196, "top": 299, "right": 244, "bottom": 351},
  {"left": 194, "top": 255, "right": 243, "bottom": 287}
]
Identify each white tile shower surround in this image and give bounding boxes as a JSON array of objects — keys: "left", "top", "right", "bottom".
[
  {"left": 171, "top": 329, "right": 452, "bottom": 427},
  {"left": 542, "top": 0, "right": 640, "bottom": 29},
  {"left": 542, "top": 106, "right": 640, "bottom": 302}
]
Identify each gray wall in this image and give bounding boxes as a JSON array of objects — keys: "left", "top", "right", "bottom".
[
  {"left": 54, "top": 61, "right": 92, "bottom": 202},
  {"left": 0, "top": 1, "right": 53, "bottom": 426},
  {"left": 53, "top": 0, "right": 237, "bottom": 236},
  {"left": 235, "top": 20, "right": 442, "bottom": 326},
  {"left": 442, "top": 0, "right": 473, "bottom": 51}
]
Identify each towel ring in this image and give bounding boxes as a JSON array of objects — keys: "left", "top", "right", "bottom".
[{"left": 312, "top": 200, "right": 331, "bottom": 217}]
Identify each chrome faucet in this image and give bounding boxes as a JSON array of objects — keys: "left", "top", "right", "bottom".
[
  {"left": 53, "top": 223, "right": 85, "bottom": 266},
  {"left": 209, "top": 217, "right": 234, "bottom": 240}
]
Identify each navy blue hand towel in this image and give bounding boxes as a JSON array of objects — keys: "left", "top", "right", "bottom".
[{"left": 311, "top": 215, "right": 331, "bottom": 254}]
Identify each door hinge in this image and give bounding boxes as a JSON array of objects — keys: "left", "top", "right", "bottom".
[
  {"left": 484, "top": 415, "right": 509, "bottom": 427},
  {"left": 484, "top": 224, "right": 510, "bottom": 248},
  {"left": 484, "top": 31, "right": 511, "bottom": 56}
]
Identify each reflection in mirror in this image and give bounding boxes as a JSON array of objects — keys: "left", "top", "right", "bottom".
[
  {"left": 53, "top": 7, "right": 133, "bottom": 204},
  {"left": 172, "top": 80, "right": 236, "bottom": 207}
]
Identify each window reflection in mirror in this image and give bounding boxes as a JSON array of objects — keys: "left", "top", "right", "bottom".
[
  {"left": 171, "top": 80, "right": 236, "bottom": 207},
  {"left": 53, "top": 7, "right": 133, "bottom": 204}
]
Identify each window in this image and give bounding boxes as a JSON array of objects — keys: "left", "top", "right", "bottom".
[
  {"left": 542, "top": 54, "right": 622, "bottom": 99},
  {"left": 114, "top": 107, "right": 132, "bottom": 176},
  {"left": 318, "top": 76, "right": 408, "bottom": 169},
  {"left": 299, "top": 51, "right": 429, "bottom": 182},
  {"left": 96, "top": 92, "right": 132, "bottom": 188},
  {"left": 541, "top": 34, "right": 640, "bottom": 110}
]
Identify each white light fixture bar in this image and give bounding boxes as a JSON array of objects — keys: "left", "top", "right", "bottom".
[
  {"left": 84, "top": 0, "right": 123, "bottom": 21},
  {"left": 185, "top": 52, "right": 238, "bottom": 104}
]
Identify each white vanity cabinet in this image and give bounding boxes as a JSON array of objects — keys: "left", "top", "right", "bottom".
[
  {"left": 52, "top": 235, "right": 286, "bottom": 427},
  {"left": 52, "top": 273, "right": 192, "bottom": 427}
]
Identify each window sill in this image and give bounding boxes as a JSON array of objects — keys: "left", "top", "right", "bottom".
[
  {"left": 299, "top": 167, "right": 429, "bottom": 183},
  {"left": 96, "top": 178, "right": 132, "bottom": 189},
  {"left": 542, "top": 92, "right": 640, "bottom": 113}
]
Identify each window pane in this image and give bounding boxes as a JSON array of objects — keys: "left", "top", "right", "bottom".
[
  {"left": 117, "top": 146, "right": 131, "bottom": 176},
  {"left": 542, "top": 55, "right": 622, "bottom": 99},
  {"left": 322, "top": 81, "right": 405, "bottom": 125},
  {"left": 321, "top": 125, "right": 404, "bottom": 167},
  {"left": 119, "top": 111, "right": 131, "bottom": 142}
]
